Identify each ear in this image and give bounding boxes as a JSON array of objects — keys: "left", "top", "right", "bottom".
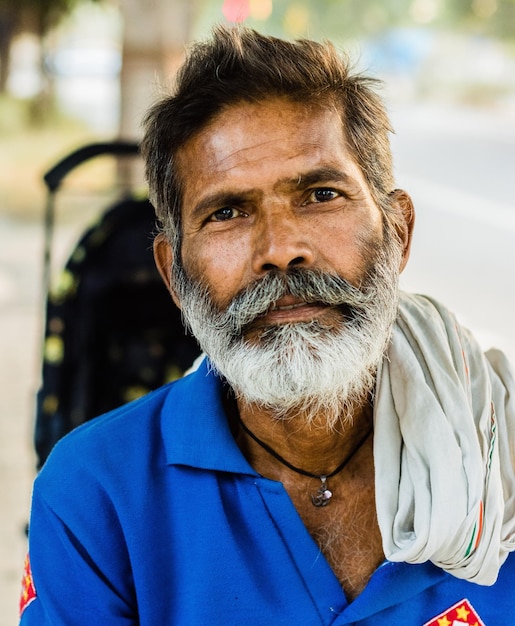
[
  {"left": 389, "top": 189, "right": 415, "bottom": 273},
  {"left": 153, "top": 233, "right": 181, "bottom": 309}
]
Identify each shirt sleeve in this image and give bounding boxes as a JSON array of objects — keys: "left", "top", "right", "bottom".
[{"left": 20, "top": 463, "right": 137, "bottom": 625}]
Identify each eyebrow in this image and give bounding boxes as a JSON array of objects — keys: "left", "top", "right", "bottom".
[
  {"left": 189, "top": 166, "right": 356, "bottom": 221},
  {"left": 287, "top": 166, "right": 354, "bottom": 189}
]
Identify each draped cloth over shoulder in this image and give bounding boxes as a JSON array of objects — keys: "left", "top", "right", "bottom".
[{"left": 374, "top": 293, "right": 515, "bottom": 585}]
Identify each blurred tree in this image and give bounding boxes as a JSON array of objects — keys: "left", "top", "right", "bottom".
[
  {"left": 117, "top": 0, "right": 203, "bottom": 139},
  {"left": 0, "top": 0, "right": 203, "bottom": 130},
  {"left": 0, "top": 0, "right": 101, "bottom": 93}
]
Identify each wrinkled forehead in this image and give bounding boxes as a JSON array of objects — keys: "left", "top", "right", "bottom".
[
  {"left": 174, "top": 97, "right": 372, "bottom": 217},
  {"left": 174, "top": 94, "right": 345, "bottom": 169}
]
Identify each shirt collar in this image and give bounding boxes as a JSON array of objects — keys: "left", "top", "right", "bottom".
[{"left": 160, "top": 358, "right": 258, "bottom": 476}]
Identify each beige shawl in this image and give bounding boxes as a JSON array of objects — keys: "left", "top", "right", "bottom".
[{"left": 374, "top": 292, "right": 515, "bottom": 585}]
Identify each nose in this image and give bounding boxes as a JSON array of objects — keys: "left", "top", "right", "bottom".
[{"left": 251, "top": 210, "right": 315, "bottom": 274}]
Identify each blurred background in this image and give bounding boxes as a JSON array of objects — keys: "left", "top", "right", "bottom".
[{"left": 1, "top": 0, "right": 514, "bottom": 623}]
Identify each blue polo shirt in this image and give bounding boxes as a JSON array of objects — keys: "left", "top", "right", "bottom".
[{"left": 21, "top": 359, "right": 515, "bottom": 625}]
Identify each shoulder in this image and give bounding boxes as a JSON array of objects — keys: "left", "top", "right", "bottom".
[
  {"left": 34, "top": 376, "right": 190, "bottom": 503},
  {"left": 43, "top": 382, "right": 171, "bottom": 465},
  {"left": 34, "top": 362, "right": 219, "bottom": 498}
]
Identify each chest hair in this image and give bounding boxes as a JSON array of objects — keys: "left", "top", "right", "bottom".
[{"left": 285, "top": 450, "right": 384, "bottom": 601}]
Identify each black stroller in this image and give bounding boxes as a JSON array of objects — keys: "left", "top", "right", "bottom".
[{"left": 34, "top": 141, "right": 201, "bottom": 470}]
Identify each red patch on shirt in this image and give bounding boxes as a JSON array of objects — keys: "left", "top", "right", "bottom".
[
  {"left": 19, "top": 554, "right": 37, "bottom": 616},
  {"left": 423, "top": 598, "right": 485, "bottom": 626}
]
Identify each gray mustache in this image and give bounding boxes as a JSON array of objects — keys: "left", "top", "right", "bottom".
[{"left": 215, "top": 269, "right": 373, "bottom": 334}]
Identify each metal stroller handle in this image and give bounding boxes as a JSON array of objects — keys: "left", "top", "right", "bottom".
[
  {"left": 43, "top": 140, "right": 140, "bottom": 192},
  {"left": 41, "top": 140, "right": 142, "bottom": 307}
]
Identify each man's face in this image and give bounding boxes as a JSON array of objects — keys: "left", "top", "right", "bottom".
[
  {"left": 156, "top": 97, "right": 412, "bottom": 424},
  {"left": 176, "top": 97, "right": 385, "bottom": 321}
]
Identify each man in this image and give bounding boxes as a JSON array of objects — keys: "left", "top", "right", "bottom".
[{"left": 20, "top": 26, "right": 515, "bottom": 625}]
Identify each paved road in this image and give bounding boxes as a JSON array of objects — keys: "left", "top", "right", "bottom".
[
  {"left": 0, "top": 102, "right": 513, "bottom": 624},
  {"left": 0, "top": 217, "right": 41, "bottom": 626},
  {"left": 392, "top": 103, "right": 515, "bottom": 362}
]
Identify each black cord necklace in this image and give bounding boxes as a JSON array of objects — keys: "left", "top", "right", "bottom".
[{"left": 238, "top": 416, "right": 372, "bottom": 507}]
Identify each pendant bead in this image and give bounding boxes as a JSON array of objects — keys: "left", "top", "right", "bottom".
[
  {"left": 311, "top": 477, "right": 333, "bottom": 507},
  {"left": 311, "top": 489, "right": 332, "bottom": 507}
]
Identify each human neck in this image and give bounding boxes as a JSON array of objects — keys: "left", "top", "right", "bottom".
[
  {"left": 233, "top": 395, "right": 382, "bottom": 596},
  {"left": 234, "top": 398, "right": 374, "bottom": 480}
]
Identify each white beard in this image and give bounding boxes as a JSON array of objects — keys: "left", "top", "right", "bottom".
[{"left": 175, "top": 229, "right": 403, "bottom": 429}]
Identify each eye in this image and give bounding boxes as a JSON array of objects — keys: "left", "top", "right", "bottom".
[
  {"left": 307, "top": 188, "right": 339, "bottom": 203},
  {"left": 209, "top": 207, "right": 243, "bottom": 222}
]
